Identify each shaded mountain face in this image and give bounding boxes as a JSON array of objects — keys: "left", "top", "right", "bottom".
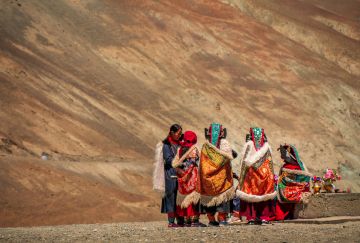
[{"left": 0, "top": 0, "right": 359, "bottom": 226}]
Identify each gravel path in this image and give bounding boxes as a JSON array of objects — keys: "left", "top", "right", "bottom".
[{"left": 0, "top": 221, "right": 359, "bottom": 242}]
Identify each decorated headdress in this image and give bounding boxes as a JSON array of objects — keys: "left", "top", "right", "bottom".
[
  {"left": 249, "top": 127, "right": 267, "bottom": 151},
  {"left": 204, "top": 123, "right": 227, "bottom": 148},
  {"left": 279, "top": 144, "right": 305, "bottom": 171}
]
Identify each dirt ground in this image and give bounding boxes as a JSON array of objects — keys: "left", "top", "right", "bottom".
[{"left": 0, "top": 220, "right": 359, "bottom": 242}]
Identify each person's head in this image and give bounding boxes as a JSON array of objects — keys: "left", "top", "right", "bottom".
[{"left": 169, "top": 124, "right": 182, "bottom": 141}]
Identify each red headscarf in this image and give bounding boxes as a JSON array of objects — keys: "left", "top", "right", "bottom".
[
  {"left": 180, "top": 131, "right": 197, "bottom": 156},
  {"left": 182, "top": 131, "right": 197, "bottom": 147}
]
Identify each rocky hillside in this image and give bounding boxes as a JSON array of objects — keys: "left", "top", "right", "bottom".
[{"left": 0, "top": 0, "right": 359, "bottom": 226}]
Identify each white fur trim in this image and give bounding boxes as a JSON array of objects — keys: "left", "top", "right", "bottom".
[
  {"left": 181, "top": 191, "right": 201, "bottom": 208},
  {"left": 239, "top": 142, "right": 251, "bottom": 163},
  {"left": 200, "top": 187, "right": 235, "bottom": 207},
  {"left": 152, "top": 142, "right": 165, "bottom": 193},
  {"left": 220, "top": 139, "right": 232, "bottom": 157},
  {"left": 236, "top": 190, "right": 277, "bottom": 202},
  {"left": 240, "top": 141, "right": 256, "bottom": 165},
  {"left": 219, "top": 139, "right": 240, "bottom": 189},
  {"left": 205, "top": 141, "right": 233, "bottom": 160},
  {"left": 176, "top": 193, "right": 186, "bottom": 206},
  {"left": 243, "top": 141, "right": 271, "bottom": 167},
  {"left": 236, "top": 143, "right": 252, "bottom": 190}
]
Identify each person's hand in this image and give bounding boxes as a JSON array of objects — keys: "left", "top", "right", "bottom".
[{"left": 175, "top": 168, "right": 185, "bottom": 177}]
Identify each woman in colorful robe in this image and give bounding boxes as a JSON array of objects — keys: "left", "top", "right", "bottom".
[
  {"left": 236, "top": 127, "right": 276, "bottom": 224},
  {"left": 197, "top": 123, "right": 236, "bottom": 226},
  {"left": 275, "top": 144, "right": 312, "bottom": 220},
  {"left": 172, "top": 131, "right": 204, "bottom": 227},
  {"left": 159, "top": 124, "right": 183, "bottom": 227}
]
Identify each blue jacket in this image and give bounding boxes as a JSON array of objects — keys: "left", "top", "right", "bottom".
[{"left": 162, "top": 140, "right": 178, "bottom": 196}]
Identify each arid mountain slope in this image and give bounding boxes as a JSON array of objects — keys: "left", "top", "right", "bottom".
[
  {"left": 0, "top": 0, "right": 359, "bottom": 226},
  {"left": 0, "top": 156, "right": 162, "bottom": 227},
  {"left": 227, "top": 0, "right": 360, "bottom": 75}
]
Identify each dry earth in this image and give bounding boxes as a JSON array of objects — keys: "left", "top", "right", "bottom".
[
  {"left": 0, "top": 221, "right": 360, "bottom": 242},
  {"left": 0, "top": 0, "right": 359, "bottom": 227}
]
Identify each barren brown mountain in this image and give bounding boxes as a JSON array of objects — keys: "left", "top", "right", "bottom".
[{"left": 0, "top": 0, "right": 359, "bottom": 227}]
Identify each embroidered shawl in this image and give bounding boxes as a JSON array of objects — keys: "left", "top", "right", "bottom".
[{"left": 277, "top": 144, "right": 312, "bottom": 203}]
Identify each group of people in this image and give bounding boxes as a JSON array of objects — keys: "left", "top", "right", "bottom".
[{"left": 153, "top": 123, "right": 312, "bottom": 227}]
